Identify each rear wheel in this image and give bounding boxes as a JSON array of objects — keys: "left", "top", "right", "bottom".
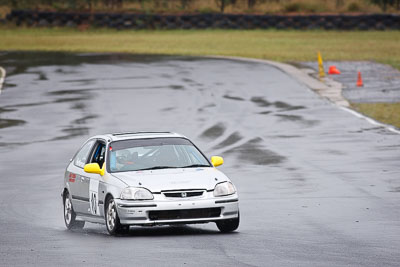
[
  {"left": 105, "top": 197, "right": 128, "bottom": 235},
  {"left": 64, "top": 191, "right": 85, "bottom": 230},
  {"left": 216, "top": 212, "right": 240, "bottom": 233}
]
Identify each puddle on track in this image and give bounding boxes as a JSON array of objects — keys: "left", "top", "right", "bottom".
[
  {"left": 213, "top": 132, "right": 243, "bottom": 149},
  {"left": 274, "top": 114, "right": 319, "bottom": 127},
  {"left": 251, "top": 96, "right": 305, "bottom": 112},
  {"left": 223, "top": 95, "right": 245, "bottom": 101},
  {"left": 0, "top": 118, "right": 26, "bottom": 129},
  {"left": 200, "top": 123, "right": 226, "bottom": 140},
  {"left": 224, "top": 137, "right": 286, "bottom": 165}
]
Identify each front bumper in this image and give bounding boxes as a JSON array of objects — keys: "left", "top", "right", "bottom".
[{"left": 115, "top": 194, "right": 239, "bottom": 225}]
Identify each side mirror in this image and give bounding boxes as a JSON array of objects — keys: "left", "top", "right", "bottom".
[
  {"left": 84, "top": 163, "right": 104, "bottom": 176},
  {"left": 211, "top": 156, "right": 224, "bottom": 167}
]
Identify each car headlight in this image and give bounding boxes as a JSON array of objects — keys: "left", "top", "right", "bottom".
[
  {"left": 213, "top": 182, "right": 236, "bottom": 197},
  {"left": 120, "top": 187, "right": 154, "bottom": 200}
]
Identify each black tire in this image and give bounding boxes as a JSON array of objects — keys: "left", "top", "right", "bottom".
[
  {"left": 63, "top": 191, "right": 85, "bottom": 230},
  {"left": 216, "top": 212, "right": 240, "bottom": 233},
  {"left": 105, "top": 196, "right": 128, "bottom": 235}
]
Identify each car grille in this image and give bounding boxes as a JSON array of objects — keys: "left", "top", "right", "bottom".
[
  {"left": 149, "top": 208, "right": 221, "bottom": 221},
  {"left": 163, "top": 190, "right": 204, "bottom": 198}
]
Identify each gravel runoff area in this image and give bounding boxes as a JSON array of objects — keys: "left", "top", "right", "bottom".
[{"left": 301, "top": 61, "right": 400, "bottom": 103}]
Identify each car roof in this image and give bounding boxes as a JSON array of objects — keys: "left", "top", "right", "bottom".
[{"left": 90, "top": 131, "right": 187, "bottom": 143}]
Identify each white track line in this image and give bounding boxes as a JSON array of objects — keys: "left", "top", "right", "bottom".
[
  {"left": 0, "top": 67, "right": 5, "bottom": 94},
  {"left": 340, "top": 106, "right": 400, "bottom": 134}
]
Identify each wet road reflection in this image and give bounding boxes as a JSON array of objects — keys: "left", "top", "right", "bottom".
[{"left": 0, "top": 52, "right": 399, "bottom": 266}]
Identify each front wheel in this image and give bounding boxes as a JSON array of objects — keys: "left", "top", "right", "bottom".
[
  {"left": 64, "top": 191, "right": 85, "bottom": 230},
  {"left": 105, "top": 197, "right": 128, "bottom": 235},
  {"left": 216, "top": 212, "right": 240, "bottom": 233}
]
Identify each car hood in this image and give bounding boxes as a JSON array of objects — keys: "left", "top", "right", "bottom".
[{"left": 111, "top": 167, "right": 229, "bottom": 192}]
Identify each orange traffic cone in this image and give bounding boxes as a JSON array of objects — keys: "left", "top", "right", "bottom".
[
  {"left": 328, "top": 65, "right": 341, "bottom": 75},
  {"left": 356, "top": 71, "right": 363, "bottom": 87}
]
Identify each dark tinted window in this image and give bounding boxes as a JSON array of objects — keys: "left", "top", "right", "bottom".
[{"left": 90, "top": 141, "right": 106, "bottom": 168}]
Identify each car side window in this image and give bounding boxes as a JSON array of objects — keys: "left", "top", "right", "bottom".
[
  {"left": 74, "top": 140, "right": 96, "bottom": 168},
  {"left": 90, "top": 141, "right": 106, "bottom": 168}
]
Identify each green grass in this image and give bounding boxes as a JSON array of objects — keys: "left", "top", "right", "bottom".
[
  {"left": 351, "top": 103, "right": 400, "bottom": 129},
  {"left": 1, "top": 28, "right": 400, "bottom": 69}
]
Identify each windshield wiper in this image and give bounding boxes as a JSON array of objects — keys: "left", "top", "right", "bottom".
[
  {"left": 136, "top": 166, "right": 179, "bottom": 171},
  {"left": 181, "top": 164, "right": 210, "bottom": 168},
  {"left": 136, "top": 164, "right": 210, "bottom": 171}
]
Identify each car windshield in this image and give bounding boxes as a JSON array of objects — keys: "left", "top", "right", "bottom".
[{"left": 107, "top": 137, "right": 211, "bottom": 173}]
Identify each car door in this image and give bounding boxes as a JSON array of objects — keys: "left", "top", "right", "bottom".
[
  {"left": 84, "top": 140, "right": 106, "bottom": 217},
  {"left": 69, "top": 139, "right": 96, "bottom": 214}
]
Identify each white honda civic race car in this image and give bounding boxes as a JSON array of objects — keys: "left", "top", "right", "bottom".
[{"left": 62, "top": 132, "right": 239, "bottom": 235}]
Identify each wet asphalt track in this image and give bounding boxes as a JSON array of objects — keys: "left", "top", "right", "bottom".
[{"left": 0, "top": 52, "right": 399, "bottom": 266}]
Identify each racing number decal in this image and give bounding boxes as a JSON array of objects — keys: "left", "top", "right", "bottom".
[
  {"left": 89, "top": 179, "right": 100, "bottom": 215},
  {"left": 90, "top": 192, "right": 97, "bottom": 214}
]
